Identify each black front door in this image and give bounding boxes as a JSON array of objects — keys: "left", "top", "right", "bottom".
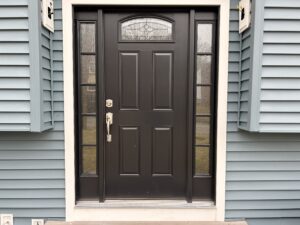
[
  {"left": 104, "top": 11, "right": 189, "bottom": 198},
  {"left": 75, "top": 8, "right": 218, "bottom": 202}
]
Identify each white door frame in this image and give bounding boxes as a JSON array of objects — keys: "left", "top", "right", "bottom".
[{"left": 63, "top": 0, "right": 229, "bottom": 221}]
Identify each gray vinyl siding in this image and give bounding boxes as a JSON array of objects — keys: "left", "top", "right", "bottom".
[
  {"left": 238, "top": 25, "right": 252, "bottom": 129},
  {"left": 260, "top": 0, "right": 300, "bottom": 132},
  {"left": 0, "top": 0, "right": 54, "bottom": 132},
  {"left": 237, "top": 0, "right": 300, "bottom": 133},
  {"left": 226, "top": 0, "right": 300, "bottom": 223},
  {"left": 0, "top": 0, "right": 31, "bottom": 131},
  {"left": 41, "top": 26, "right": 54, "bottom": 129},
  {"left": 0, "top": 1, "right": 65, "bottom": 225}
]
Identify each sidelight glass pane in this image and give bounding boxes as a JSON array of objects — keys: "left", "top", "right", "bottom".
[
  {"left": 196, "top": 86, "right": 211, "bottom": 115},
  {"left": 121, "top": 18, "right": 172, "bottom": 41},
  {"left": 80, "top": 23, "right": 96, "bottom": 52},
  {"left": 195, "top": 117, "right": 210, "bottom": 145},
  {"left": 82, "top": 146, "right": 97, "bottom": 175},
  {"left": 81, "top": 86, "right": 96, "bottom": 114},
  {"left": 195, "top": 146, "right": 210, "bottom": 175},
  {"left": 197, "top": 55, "right": 212, "bottom": 84},
  {"left": 81, "top": 116, "right": 96, "bottom": 145},
  {"left": 80, "top": 55, "right": 96, "bottom": 84},
  {"left": 197, "top": 24, "right": 213, "bottom": 53}
]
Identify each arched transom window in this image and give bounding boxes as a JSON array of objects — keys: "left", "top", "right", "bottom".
[{"left": 121, "top": 17, "right": 173, "bottom": 41}]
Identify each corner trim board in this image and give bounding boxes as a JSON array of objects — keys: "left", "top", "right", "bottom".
[
  {"left": 28, "top": 0, "right": 42, "bottom": 132},
  {"left": 248, "top": 0, "right": 265, "bottom": 131}
]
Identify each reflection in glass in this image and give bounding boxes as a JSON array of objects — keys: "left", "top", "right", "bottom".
[
  {"left": 81, "top": 55, "right": 96, "bottom": 84},
  {"left": 121, "top": 18, "right": 172, "bottom": 41},
  {"left": 195, "top": 146, "right": 210, "bottom": 175},
  {"left": 197, "top": 56, "right": 212, "bottom": 84},
  {"left": 82, "top": 146, "right": 97, "bottom": 175},
  {"left": 81, "top": 86, "right": 96, "bottom": 114},
  {"left": 81, "top": 116, "right": 96, "bottom": 145},
  {"left": 195, "top": 117, "right": 210, "bottom": 145},
  {"left": 196, "top": 86, "right": 211, "bottom": 114},
  {"left": 80, "top": 23, "right": 96, "bottom": 52},
  {"left": 197, "top": 24, "right": 212, "bottom": 53}
]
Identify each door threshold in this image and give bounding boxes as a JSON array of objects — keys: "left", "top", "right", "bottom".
[{"left": 76, "top": 200, "right": 215, "bottom": 209}]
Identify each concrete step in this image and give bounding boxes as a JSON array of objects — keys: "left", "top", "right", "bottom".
[{"left": 46, "top": 221, "right": 248, "bottom": 225}]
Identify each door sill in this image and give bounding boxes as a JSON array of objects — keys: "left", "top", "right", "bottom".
[{"left": 76, "top": 200, "right": 215, "bottom": 209}]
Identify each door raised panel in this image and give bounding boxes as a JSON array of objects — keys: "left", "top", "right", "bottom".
[
  {"left": 119, "top": 52, "right": 139, "bottom": 110},
  {"left": 119, "top": 127, "right": 140, "bottom": 175},
  {"left": 153, "top": 52, "right": 173, "bottom": 110},
  {"left": 152, "top": 127, "right": 173, "bottom": 175}
]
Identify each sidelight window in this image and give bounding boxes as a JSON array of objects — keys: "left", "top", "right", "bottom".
[
  {"left": 194, "top": 23, "right": 215, "bottom": 176},
  {"left": 78, "top": 22, "right": 97, "bottom": 176}
]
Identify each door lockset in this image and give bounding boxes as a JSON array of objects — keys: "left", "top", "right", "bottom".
[
  {"left": 106, "top": 112, "right": 113, "bottom": 142},
  {"left": 106, "top": 99, "right": 113, "bottom": 108}
]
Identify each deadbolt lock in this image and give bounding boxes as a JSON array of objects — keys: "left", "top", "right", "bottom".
[{"left": 106, "top": 99, "right": 113, "bottom": 108}]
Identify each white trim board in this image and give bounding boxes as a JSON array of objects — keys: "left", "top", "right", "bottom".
[{"left": 63, "top": 0, "right": 229, "bottom": 222}]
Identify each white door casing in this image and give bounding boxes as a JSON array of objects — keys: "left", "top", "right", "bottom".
[{"left": 63, "top": 0, "right": 229, "bottom": 221}]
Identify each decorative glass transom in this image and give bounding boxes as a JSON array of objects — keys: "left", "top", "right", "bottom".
[{"left": 121, "top": 17, "right": 173, "bottom": 41}]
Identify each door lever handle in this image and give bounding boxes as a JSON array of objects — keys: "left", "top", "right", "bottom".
[{"left": 106, "top": 112, "right": 113, "bottom": 142}]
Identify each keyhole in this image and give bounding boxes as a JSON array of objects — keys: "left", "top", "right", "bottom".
[{"left": 241, "top": 8, "right": 245, "bottom": 20}]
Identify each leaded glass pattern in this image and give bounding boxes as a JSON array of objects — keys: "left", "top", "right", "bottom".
[{"left": 121, "top": 18, "right": 172, "bottom": 41}]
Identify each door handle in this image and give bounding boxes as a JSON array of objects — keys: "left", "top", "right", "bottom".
[{"left": 106, "top": 112, "right": 113, "bottom": 142}]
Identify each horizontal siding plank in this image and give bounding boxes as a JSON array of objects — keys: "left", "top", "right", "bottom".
[
  {"left": 264, "top": 8, "right": 300, "bottom": 20},
  {"left": 0, "top": 189, "right": 64, "bottom": 199},
  {"left": 0, "top": 199, "right": 65, "bottom": 209},
  {"left": 261, "top": 90, "right": 300, "bottom": 101},
  {"left": 261, "top": 78, "right": 300, "bottom": 89},
  {"left": 0, "top": 140, "right": 63, "bottom": 150},
  {"left": 263, "top": 44, "right": 300, "bottom": 55},
  {"left": 261, "top": 102, "right": 300, "bottom": 112},
  {"left": 260, "top": 113, "right": 300, "bottom": 123},
  {"left": 264, "top": 20, "right": 300, "bottom": 32},
  {"left": 0, "top": 55, "right": 29, "bottom": 66},
  {"left": 246, "top": 218, "right": 300, "bottom": 225},
  {"left": 227, "top": 161, "right": 300, "bottom": 171},
  {"left": 0, "top": 170, "right": 64, "bottom": 179},
  {"left": 227, "top": 171, "right": 300, "bottom": 181},
  {"left": 228, "top": 142, "right": 300, "bottom": 152},
  {"left": 0, "top": 180, "right": 64, "bottom": 189},
  {"left": 259, "top": 124, "right": 300, "bottom": 132},
  {"left": 262, "top": 66, "right": 300, "bottom": 78},
  {"left": 0, "top": 77, "right": 30, "bottom": 89},
  {"left": 0, "top": 7, "right": 28, "bottom": 18},
  {"left": 226, "top": 209, "right": 300, "bottom": 219},
  {"left": 227, "top": 190, "right": 300, "bottom": 200},
  {"left": 0, "top": 18, "right": 28, "bottom": 30},
  {"left": 227, "top": 181, "right": 300, "bottom": 191},
  {"left": 0, "top": 160, "right": 64, "bottom": 170},
  {"left": 0, "top": 43, "right": 29, "bottom": 54},
  {"left": 265, "top": 0, "right": 300, "bottom": 8},
  {"left": 0, "top": 0, "right": 28, "bottom": 6},
  {"left": 262, "top": 55, "right": 300, "bottom": 66},
  {"left": 0, "top": 113, "right": 30, "bottom": 123},
  {"left": 0, "top": 66, "right": 29, "bottom": 77},
  {"left": 227, "top": 200, "right": 300, "bottom": 210},
  {"left": 0, "top": 101, "right": 30, "bottom": 112},
  {"left": 0, "top": 31, "right": 29, "bottom": 41},
  {"left": 0, "top": 209, "right": 65, "bottom": 218},
  {"left": 263, "top": 32, "right": 300, "bottom": 43},
  {"left": 227, "top": 151, "right": 300, "bottom": 161},
  {"left": 0, "top": 90, "right": 30, "bottom": 100},
  {"left": 0, "top": 150, "right": 64, "bottom": 160}
]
